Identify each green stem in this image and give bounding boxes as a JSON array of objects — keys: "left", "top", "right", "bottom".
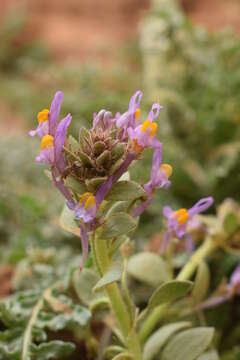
[
  {"left": 22, "top": 286, "right": 55, "bottom": 360},
  {"left": 92, "top": 236, "right": 142, "bottom": 359},
  {"left": 139, "top": 237, "right": 217, "bottom": 344},
  {"left": 176, "top": 237, "right": 217, "bottom": 281}
]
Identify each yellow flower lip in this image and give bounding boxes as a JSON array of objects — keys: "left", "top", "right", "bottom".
[
  {"left": 141, "top": 119, "right": 158, "bottom": 137},
  {"left": 161, "top": 163, "right": 173, "bottom": 178},
  {"left": 173, "top": 208, "right": 189, "bottom": 225},
  {"left": 79, "top": 192, "right": 96, "bottom": 210},
  {"left": 38, "top": 108, "right": 49, "bottom": 123},
  {"left": 135, "top": 108, "right": 141, "bottom": 120},
  {"left": 41, "top": 135, "right": 54, "bottom": 150}
]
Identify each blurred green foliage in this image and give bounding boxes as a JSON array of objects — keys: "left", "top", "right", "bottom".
[{"left": 141, "top": 0, "right": 240, "bottom": 208}]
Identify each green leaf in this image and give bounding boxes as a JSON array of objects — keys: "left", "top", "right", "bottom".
[
  {"left": 86, "top": 177, "right": 108, "bottom": 191},
  {"left": 109, "top": 235, "right": 129, "bottom": 257},
  {"left": 37, "top": 301, "right": 91, "bottom": 331},
  {"left": 93, "top": 263, "right": 122, "bottom": 292},
  {"left": 143, "top": 322, "right": 191, "bottom": 360},
  {"left": 79, "top": 151, "right": 94, "bottom": 167},
  {"left": 161, "top": 327, "right": 215, "bottom": 360},
  {"left": 148, "top": 280, "right": 193, "bottom": 311},
  {"left": 65, "top": 176, "right": 87, "bottom": 195},
  {"left": 31, "top": 340, "right": 75, "bottom": 360},
  {"left": 197, "top": 350, "right": 219, "bottom": 360},
  {"left": 127, "top": 252, "right": 171, "bottom": 287},
  {"left": 192, "top": 262, "right": 210, "bottom": 303},
  {"left": 106, "top": 181, "right": 146, "bottom": 202},
  {"left": 97, "top": 213, "right": 137, "bottom": 240},
  {"left": 59, "top": 204, "right": 79, "bottom": 236},
  {"left": 68, "top": 135, "right": 80, "bottom": 152},
  {"left": 112, "top": 352, "right": 133, "bottom": 360},
  {"left": 73, "top": 268, "right": 100, "bottom": 305},
  {"left": 223, "top": 213, "right": 239, "bottom": 235}
]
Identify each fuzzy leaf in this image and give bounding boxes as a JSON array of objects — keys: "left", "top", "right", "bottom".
[
  {"left": 96, "top": 150, "right": 111, "bottom": 167},
  {"left": 59, "top": 204, "right": 79, "bottom": 237},
  {"left": 143, "top": 322, "right": 191, "bottom": 360},
  {"left": 127, "top": 252, "right": 171, "bottom": 287},
  {"left": 161, "top": 327, "right": 214, "bottom": 360},
  {"left": 112, "top": 353, "right": 133, "bottom": 360},
  {"left": 68, "top": 135, "right": 80, "bottom": 152},
  {"left": 148, "top": 280, "right": 193, "bottom": 311},
  {"left": 31, "top": 340, "right": 75, "bottom": 360},
  {"left": 78, "top": 151, "right": 94, "bottom": 167},
  {"left": 86, "top": 177, "right": 108, "bottom": 191},
  {"left": 192, "top": 262, "right": 210, "bottom": 303},
  {"left": 106, "top": 181, "right": 146, "bottom": 202},
  {"left": 197, "top": 350, "right": 219, "bottom": 360},
  {"left": 223, "top": 213, "right": 239, "bottom": 235},
  {"left": 98, "top": 213, "right": 137, "bottom": 240},
  {"left": 73, "top": 268, "right": 100, "bottom": 304},
  {"left": 93, "top": 263, "right": 122, "bottom": 292},
  {"left": 65, "top": 176, "right": 87, "bottom": 195}
]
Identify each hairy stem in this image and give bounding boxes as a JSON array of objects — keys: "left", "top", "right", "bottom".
[
  {"left": 139, "top": 237, "right": 217, "bottom": 344},
  {"left": 92, "top": 235, "right": 142, "bottom": 359}
]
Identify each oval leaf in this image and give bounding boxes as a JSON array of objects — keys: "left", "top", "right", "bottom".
[
  {"left": 106, "top": 181, "right": 146, "bottom": 202},
  {"left": 127, "top": 252, "right": 171, "bottom": 287},
  {"left": 93, "top": 263, "right": 122, "bottom": 292},
  {"left": 98, "top": 213, "right": 137, "bottom": 240},
  {"left": 59, "top": 204, "right": 79, "bottom": 237},
  {"left": 148, "top": 280, "right": 193, "bottom": 310},
  {"left": 161, "top": 327, "right": 214, "bottom": 360},
  {"left": 143, "top": 322, "right": 191, "bottom": 360}
]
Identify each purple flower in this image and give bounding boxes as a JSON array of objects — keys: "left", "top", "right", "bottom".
[
  {"left": 144, "top": 147, "right": 172, "bottom": 195},
  {"left": 132, "top": 147, "right": 172, "bottom": 218},
  {"left": 128, "top": 103, "right": 162, "bottom": 151},
  {"left": 163, "top": 197, "right": 214, "bottom": 238},
  {"left": 75, "top": 192, "right": 97, "bottom": 223},
  {"left": 93, "top": 109, "right": 114, "bottom": 130},
  {"left": 30, "top": 91, "right": 72, "bottom": 173},
  {"left": 161, "top": 197, "right": 214, "bottom": 252},
  {"left": 116, "top": 90, "right": 143, "bottom": 134}
]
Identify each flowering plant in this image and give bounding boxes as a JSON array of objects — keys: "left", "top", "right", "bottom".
[{"left": 5, "top": 91, "right": 239, "bottom": 360}]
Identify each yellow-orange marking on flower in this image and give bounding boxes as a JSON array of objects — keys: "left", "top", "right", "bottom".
[
  {"left": 41, "top": 135, "right": 54, "bottom": 150},
  {"left": 174, "top": 208, "right": 189, "bottom": 225},
  {"left": 161, "top": 163, "right": 173, "bottom": 178},
  {"left": 38, "top": 109, "right": 49, "bottom": 123}
]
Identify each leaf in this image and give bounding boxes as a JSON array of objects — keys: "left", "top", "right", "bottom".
[
  {"left": 73, "top": 268, "right": 100, "bottom": 304},
  {"left": 112, "top": 352, "right": 133, "bottom": 360},
  {"left": 161, "top": 327, "right": 215, "bottom": 360},
  {"left": 68, "top": 135, "right": 80, "bottom": 152},
  {"left": 65, "top": 176, "right": 87, "bottom": 195},
  {"left": 197, "top": 350, "right": 219, "bottom": 360},
  {"left": 97, "top": 213, "right": 137, "bottom": 240},
  {"left": 127, "top": 252, "right": 171, "bottom": 287},
  {"left": 143, "top": 322, "right": 191, "bottom": 360},
  {"left": 93, "top": 263, "right": 122, "bottom": 292},
  {"left": 31, "top": 340, "right": 75, "bottom": 360},
  {"left": 59, "top": 204, "right": 79, "bottom": 237},
  {"left": 223, "top": 213, "right": 239, "bottom": 235},
  {"left": 109, "top": 235, "right": 129, "bottom": 257},
  {"left": 192, "top": 262, "right": 210, "bottom": 303},
  {"left": 106, "top": 181, "right": 146, "bottom": 202},
  {"left": 148, "top": 280, "right": 193, "bottom": 311}
]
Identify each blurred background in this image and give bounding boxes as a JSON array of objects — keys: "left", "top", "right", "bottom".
[{"left": 0, "top": 0, "right": 240, "bottom": 298}]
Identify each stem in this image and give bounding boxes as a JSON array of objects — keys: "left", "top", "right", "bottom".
[
  {"left": 139, "top": 237, "right": 217, "bottom": 344},
  {"left": 92, "top": 235, "right": 142, "bottom": 359},
  {"left": 176, "top": 237, "right": 217, "bottom": 281},
  {"left": 22, "top": 286, "right": 55, "bottom": 360}
]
